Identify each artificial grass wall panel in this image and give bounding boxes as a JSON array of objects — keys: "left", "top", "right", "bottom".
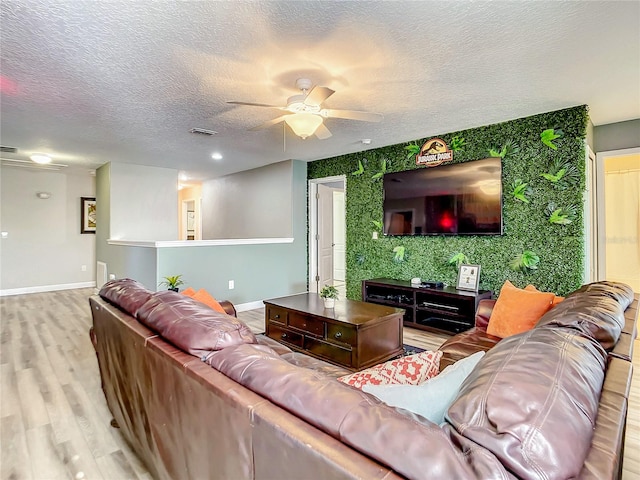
[{"left": 308, "top": 106, "right": 589, "bottom": 298}]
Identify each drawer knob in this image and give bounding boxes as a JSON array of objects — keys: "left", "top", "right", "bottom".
[
  {"left": 281, "top": 333, "right": 287, "bottom": 340},
  {"left": 302, "top": 323, "right": 307, "bottom": 328},
  {"left": 334, "top": 331, "right": 342, "bottom": 339},
  {"left": 274, "top": 314, "right": 280, "bottom": 319}
]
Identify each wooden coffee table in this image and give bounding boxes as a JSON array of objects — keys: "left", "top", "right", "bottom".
[{"left": 264, "top": 293, "right": 405, "bottom": 371}]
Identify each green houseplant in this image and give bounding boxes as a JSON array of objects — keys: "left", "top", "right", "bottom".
[
  {"left": 159, "top": 275, "right": 184, "bottom": 292},
  {"left": 319, "top": 285, "right": 339, "bottom": 308}
]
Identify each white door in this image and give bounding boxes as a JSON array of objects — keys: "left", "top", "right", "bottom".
[
  {"left": 332, "top": 190, "right": 346, "bottom": 282},
  {"left": 317, "top": 184, "right": 334, "bottom": 288},
  {"left": 597, "top": 150, "right": 640, "bottom": 291}
]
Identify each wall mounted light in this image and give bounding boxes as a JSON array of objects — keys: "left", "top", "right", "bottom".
[
  {"left": 211, "top": 152, "right": 223, "bottom": 160},
  {"left": 36, "top": 191, "right": 52, "bottom": 199},
  {"left": 30, "top": 154, "right": 52, "bottom": 164}
]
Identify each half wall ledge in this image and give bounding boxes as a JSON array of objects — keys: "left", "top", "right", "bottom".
[{"left": 107, "top": 238, "right": 295, "bottom": 248}]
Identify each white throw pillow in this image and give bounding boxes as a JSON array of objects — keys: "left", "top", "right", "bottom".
[{"left": 362, "top": 351, "right": 485, "bottom": 425}]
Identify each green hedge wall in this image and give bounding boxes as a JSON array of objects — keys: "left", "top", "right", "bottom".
[{"left": 308, "top": 106, "right": 589, "bottom": 299}]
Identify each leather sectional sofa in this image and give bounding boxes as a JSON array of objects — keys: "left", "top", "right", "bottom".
[{"left": 90, "top": 279, "right": 637, "bottom": 479}]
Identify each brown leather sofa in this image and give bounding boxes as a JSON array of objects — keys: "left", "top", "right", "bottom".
[
  {"left": 439, "top": 283, "right": 638, "bottom": 369},
  {"left": 90, "top": 279, "right": 637, "bottom": 480}
]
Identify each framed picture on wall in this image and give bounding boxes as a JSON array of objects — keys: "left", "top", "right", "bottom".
[
  {"left": 81, "top": 197, "right": 96, "bottom": 234},
  {"left": 456, "top": 264, "right": 481, "bottom": 291}
]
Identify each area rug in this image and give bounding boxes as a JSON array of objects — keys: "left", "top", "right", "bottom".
[{"left": 402, "top": 344, "right": 426, "bottom": 356}]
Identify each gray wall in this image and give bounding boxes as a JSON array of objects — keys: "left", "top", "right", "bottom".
[
  {"left": 201, "top": 160, "right": 293, "bottom": 239},
  {"left": 96, "top": 163, "right": 158, "bottom": 288},
  {"left": 0, "top": 167, "right": 96, "bottom": 291},
  {"left": 593, "top": 119, "right": 640, "bottom": 152},
  {"left": 110, "top": 163, "right": 178, "bottom": 241},
  {"left": 157, "top": 160, "right": 308, "bottom": 303}
]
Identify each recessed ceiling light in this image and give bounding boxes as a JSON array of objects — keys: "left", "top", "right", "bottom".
[
  {"left": 30, "top": 154, "right": 52, "bottom": 164},
  {"left": 211, "top": 152, "right": 223, "bottom": 160},
  {"left": 361, "top": 139, "right": 372, "bottom": 145}
]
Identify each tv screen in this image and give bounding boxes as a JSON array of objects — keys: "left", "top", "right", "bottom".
[{"left": 383, "top": 157, "right": 503, "bottom": 236}]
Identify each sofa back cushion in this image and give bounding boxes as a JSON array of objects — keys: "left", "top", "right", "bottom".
[
  {"left": 446, "top": 326, "right": 607, "bottom": 480},
  {"left": 474, "top": 298, "right": 496, "bottom": 331},
  {"left": 568, "top": 280, "right": 634, "bottom": 310},
  {"left": 136, "top": 290, "right": 257, "bottom": 358},
  {"left": 99, "top": 278, "right": 153, "bottom": 317},
  {"left": 207, "top": 343, "right": 509, "bottom": 480},
  {"left": 535, "top": 282, "right": 631, "bottom": 350}
]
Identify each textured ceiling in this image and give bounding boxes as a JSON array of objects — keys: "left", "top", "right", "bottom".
[{"left": 1, "top": 1, "right": 639, "bottom": 181}]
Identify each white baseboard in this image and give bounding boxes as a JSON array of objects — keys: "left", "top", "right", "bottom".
[
  {"left": 0, "top": 281, "right": 97, "bottom": 297},
  {"left": 235, "top": 291, "right": 309, "bottom": 313},
  {"left": 235, "top": 300, "right": 265, "bottom": 312}
]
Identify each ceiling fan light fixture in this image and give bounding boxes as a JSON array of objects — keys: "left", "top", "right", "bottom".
[{"left": 285, "top": 113, "right": 323, "bottom": 139}]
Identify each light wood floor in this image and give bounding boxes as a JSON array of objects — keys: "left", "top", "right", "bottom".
[{"left": 1, "top": 289, "right": 638, "bottom": 479}]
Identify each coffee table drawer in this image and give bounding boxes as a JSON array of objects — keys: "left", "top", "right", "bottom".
[
  {"left": 289, "top": 313, "right": 324, "bottom": 337},
  {"left": 268, "top": 324, "right": 303, "bottom": 348},
  {"left": 267, "top": 306, "right": 289, "bottom": 325},
  {"left": 326, "top": 323, "right": 357, "bottom": 346},
  {"left": 305, "top": 338, "right": 352, "bottom": 367}
]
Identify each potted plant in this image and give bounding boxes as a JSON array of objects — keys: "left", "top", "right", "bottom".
[
  {"left": 319, "top": 285, "right": 339, "bottom": 308},
  {"left": 159, "top": 275, "right": 184, "bottom": 292}
]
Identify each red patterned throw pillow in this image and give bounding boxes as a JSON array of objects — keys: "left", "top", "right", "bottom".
[{"left": 338, "top": 350, "right": 442, "bottom": 389}]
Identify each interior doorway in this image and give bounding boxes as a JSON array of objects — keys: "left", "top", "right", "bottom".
[
  {"left": 595, "top": 147, "right": 640, "bottom": 291},
  {"left": 309, "top": 176, "right": 346, "bottom": 295}
]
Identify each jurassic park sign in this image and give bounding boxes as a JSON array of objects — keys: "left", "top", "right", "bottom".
[{"left": 416, "top": 138, "right": 453, "bottom": 167}]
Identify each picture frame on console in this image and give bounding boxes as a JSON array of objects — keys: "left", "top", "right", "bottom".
[{"left": 456, "top": 264, "right": 481, "bottom": 291}]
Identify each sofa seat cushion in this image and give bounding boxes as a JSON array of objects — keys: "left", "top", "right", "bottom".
[
  {"left": 438, "top": 327, "right": 501, "bottom": 370},
  {"left": 337, "top": 350, "right": 442, "bottom": 389},
  {"left": 486, "top": 281, "right": 555, "bottom": 338},
  {"left": 447, "top": 326, "right": 607, "bottom": 480},
  {"left": 136, "top": 290, "right": 257, "bottom": 358},
  {"left": 99, "top": 278, "right": 154, "bottom": 317}
]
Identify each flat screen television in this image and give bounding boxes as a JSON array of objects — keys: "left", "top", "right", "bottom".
[{"left": 383, "top": 157, "right": 503, "bottom": 236}]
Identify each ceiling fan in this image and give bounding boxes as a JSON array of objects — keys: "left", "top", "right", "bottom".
[{"left": 227, "top": 78, "right": 383, "bottom": 139}]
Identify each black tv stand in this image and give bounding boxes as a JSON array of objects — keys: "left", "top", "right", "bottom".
[{"left": 362, "top": 278, "right": 492, "bottom": 335}]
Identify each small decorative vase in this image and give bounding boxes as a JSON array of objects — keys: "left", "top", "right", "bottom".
[{"left": 323, "top": 298, "right": 335, "bottom": 309}]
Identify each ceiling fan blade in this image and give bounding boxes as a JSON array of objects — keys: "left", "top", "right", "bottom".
[
  {"left": 314, "top": 123, "right": 332, "bottom": 140},
  {"left": 227, "top": 101, "right": 282, "bottom": 108},
  {"left": 248, "top": 114, "right": 290, "bottom": 131},
  {"left": 322, "top": 109, "right": 383, "bottom": 123},
  {"left": 303, "top": 86, "right": 335, "bottom": 107}
]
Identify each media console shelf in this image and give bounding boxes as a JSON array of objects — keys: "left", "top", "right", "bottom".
[{"left": 362, "top": 278, "right": 493, "bottom": 335}]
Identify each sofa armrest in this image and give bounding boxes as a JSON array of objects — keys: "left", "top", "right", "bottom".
[
  {"left": 220, "top": 300, "right": 237, "bottom": 318},
  {"left": 475, "top": 298, "right": 496, "bottom": 331}
]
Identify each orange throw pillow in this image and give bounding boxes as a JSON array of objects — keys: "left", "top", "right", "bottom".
[
  {"left": 486, "top": 281, "right": 555, "bottom": 338},
  {"left": 181, "top": 287, "right": 197, "bottom": 298},
  {"left": 192, "top": 289, "right": 227, "bottom": 314},
  {"left": 524, "top": 284, "right": 564, "bottom": 307}
]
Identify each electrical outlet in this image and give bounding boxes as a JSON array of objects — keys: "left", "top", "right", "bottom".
[
  {"left": 81, "top": 265, "right": 87, "bottom": 271},
  {"left": 1, "top": 231, "right": 8, "bottom": 238},
  {"left": 228, "top": 280, "right": 235, "bottom": 290}
]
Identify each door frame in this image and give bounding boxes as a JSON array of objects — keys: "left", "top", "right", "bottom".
[
  {"left": 308, "top": 175, "right": 346, "bottom": 293},
  {"left": 594, "top": 146, "right": 640, "bottom": 281}
]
